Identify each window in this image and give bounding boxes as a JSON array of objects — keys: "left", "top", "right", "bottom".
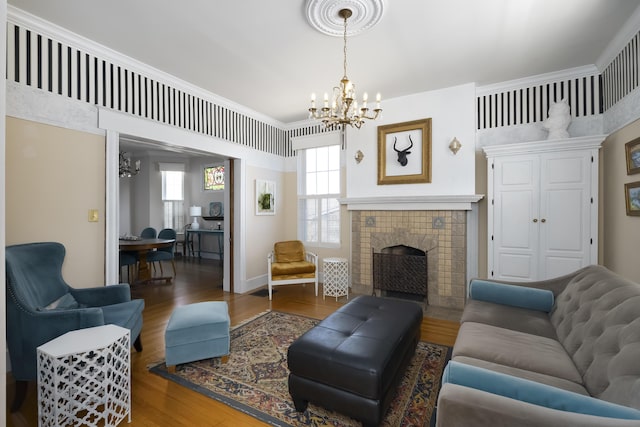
[
  {"left": 161, "top": 169, "right": 185, "bottom": 230},
  {"left": 298, "top": 145, "right": 341, "bottom": 246},
  {"left": 204, "top": 165, "right": 224, "bottom": 191}
]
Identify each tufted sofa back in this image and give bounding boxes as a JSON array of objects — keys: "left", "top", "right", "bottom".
[{"left": 550, "top": 265, "right": 640, "bottom": 409}]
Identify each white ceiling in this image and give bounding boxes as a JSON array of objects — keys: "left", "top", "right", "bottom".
[{"left": 8, "top": 0, "right": 640, "bottom": 125}]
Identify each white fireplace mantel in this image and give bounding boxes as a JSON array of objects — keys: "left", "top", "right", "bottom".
[{"left": 339, "top": 195, "right": 484, "bottom": 211}]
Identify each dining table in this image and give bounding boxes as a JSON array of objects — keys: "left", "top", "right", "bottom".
[{"left": 119, "top": 238, "right": 175, "bottom": 284}]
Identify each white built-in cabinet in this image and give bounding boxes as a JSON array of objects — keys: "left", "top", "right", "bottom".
[{"left": 484, "top": 136, "right": 605, "bottom": 282}]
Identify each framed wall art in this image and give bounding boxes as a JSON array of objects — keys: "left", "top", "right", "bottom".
[
  {"left": 625, "top": 137, "right": 640, "bottom": 175},
  {"left": 256, "top": 179, "right": 276, "bottom": 215},
  {"left": 625, "top": 181, "right": 640, "bottom": 216},
  {"left": 205, "top": 201, "right": 223, "bottom": 219},
  {"left": 377, "top": 118, "right": 432, "bottom": 185},
  {"left": 204, "top": 165, "right": 225, "bottom": 190}
]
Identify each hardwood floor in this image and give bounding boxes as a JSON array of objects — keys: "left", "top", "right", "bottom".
[{"left": 7, "top": 257, "right": 460, "bottom": 426}]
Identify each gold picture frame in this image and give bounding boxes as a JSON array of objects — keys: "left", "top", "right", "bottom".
[
  {"left": 625, "top": 181, "right": 640, "bottom": 216},
  {"left": 377, "top": 118, "right": 432, "bottom": 185},
  {"left": 625, "top": 136, "right": 640, "bottom": 175}
]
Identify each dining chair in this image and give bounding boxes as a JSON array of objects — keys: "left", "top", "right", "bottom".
[
  {"left": 140, "top": 227, "right": 157, "bottom": 238},
  {"left": 147, "top": 228, "right": 177, "bottom": 277},
  {"left": 177, "top": 223, "right": 193, "bottom": 257},
  {"left": 119, "top": 251, "right": 137, "bottom": 283}
]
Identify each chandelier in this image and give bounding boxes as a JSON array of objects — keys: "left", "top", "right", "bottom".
[
  {"left": 119, "top": 151, "right": 140, "bottom": 178},
  {"left": 308, "top": 8, "right": 381, "bottom": 129}
]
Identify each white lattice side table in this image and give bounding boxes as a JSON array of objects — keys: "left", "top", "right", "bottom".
[
  {"left": 37, "top": 324, "right": 131, "bottom": 427},
  {"left": 323, "top": 257, "right": 349, "bottom": 300}
]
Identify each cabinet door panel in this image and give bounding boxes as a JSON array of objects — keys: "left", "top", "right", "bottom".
[
  {"left": 492, "top": 156, "right": 539, "bottom": 281},
  {"left": 498, "top": 253, "right": 535, "bottom": 281},
  {"left": 544, "top": 188, "right": 584, "bottom": 251},
  {"left": 499, "top": 190, "right": 535, "bottom": 248},
  {"left": 539, "top": 153, "right": 591, "bottom": 278}
]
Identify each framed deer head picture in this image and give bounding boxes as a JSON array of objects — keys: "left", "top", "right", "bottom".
[{"left": 377, "top": 118, "right": 432, "bottom": 185}]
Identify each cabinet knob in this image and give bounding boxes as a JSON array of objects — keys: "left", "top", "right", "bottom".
[
  {"left": 533, "top": 219, "right": 538, "bottom": 223},
  {"left": 541, "top": 218, "right": 546, "bottom": 223}
]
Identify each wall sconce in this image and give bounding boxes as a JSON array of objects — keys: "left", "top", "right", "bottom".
[
  {"left": 354, "top": 150, "right": 364, "bottom": 163},
  {"left": 449, "top": 137, "right": 462, "bottom": 155}
]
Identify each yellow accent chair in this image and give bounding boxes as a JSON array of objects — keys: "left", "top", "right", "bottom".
[{"left": 267, "top": 240, "right": 318, "bottom": 300}]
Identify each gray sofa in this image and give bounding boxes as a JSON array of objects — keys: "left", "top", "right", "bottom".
[{"left": 436, "top": 265, "right": 640, "bottom": 427}]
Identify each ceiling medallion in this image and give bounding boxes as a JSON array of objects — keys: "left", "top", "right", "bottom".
[{"left": 305, "top": 0, "right": 385, "bottom": 37}]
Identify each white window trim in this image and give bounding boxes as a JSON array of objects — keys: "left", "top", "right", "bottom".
[{"left": 297, "top": 144, "right": 343, "bottom": 248}]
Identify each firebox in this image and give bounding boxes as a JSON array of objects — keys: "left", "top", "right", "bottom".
[{"left": 372, "top": 244, "right": 428, "bottom": 303}]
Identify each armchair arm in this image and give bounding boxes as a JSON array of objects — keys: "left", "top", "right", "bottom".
[
  {"left": 70, "top": 284, "right": 132, "bottom": 306},
  {"left": 469, "top": 280, "right": 554, "bottom": 312},
  {"left": 7, "top": 306, "right": 105, "bottom": 381},
  {"left": 442, "top": 361, "right": 640, "bottom": 421},
  {"left": 305, "top": 251, "right": 318, "bottom": 265}
]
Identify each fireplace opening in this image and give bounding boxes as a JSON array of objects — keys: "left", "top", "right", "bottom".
[{"left": 373, "top": 245, "right": 428, "bottom": 303}]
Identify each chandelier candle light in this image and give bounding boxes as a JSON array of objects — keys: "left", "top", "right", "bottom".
[{"left": 308, "top": 8, "right": 381, "bottom": 129}]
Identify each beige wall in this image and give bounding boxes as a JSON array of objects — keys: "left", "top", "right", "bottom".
[
  {"left": 475, "top": 150, "right": 489, "bottom": 279},
  {"left": 245, "top": 165, "right": 289, "bottom": 279},
  {"left": 601, "top": 118, "right": 640, "bottom": 282},
  {"left": 6, "top": 117, "right": 106, "bottom": 287}
]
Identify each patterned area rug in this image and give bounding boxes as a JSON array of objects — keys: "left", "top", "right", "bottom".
[{"left": 150, "top": 311, "right": 451, "bottom": 426}]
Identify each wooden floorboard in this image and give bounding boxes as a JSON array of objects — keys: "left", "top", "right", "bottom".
[{"left": 7, "top": 257, "right": 460, "bottom": 426}]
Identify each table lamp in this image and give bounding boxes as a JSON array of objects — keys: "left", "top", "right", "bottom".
[{"left": 189, "top": 206, "right": 202, "bottom": 230}]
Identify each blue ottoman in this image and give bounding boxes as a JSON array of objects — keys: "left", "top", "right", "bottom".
[{"left": 165, "top": 301, "right": 230, "bottom": 369}]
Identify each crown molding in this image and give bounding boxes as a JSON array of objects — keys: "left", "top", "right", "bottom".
[
  {"left": 482, "top": 135, "right": 606, "bottom": 157},
  {"left": 7, "top": 5, "right": 284, "bottom": 128}
]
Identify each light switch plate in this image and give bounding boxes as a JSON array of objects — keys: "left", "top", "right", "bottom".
[{"left": 88, "top": 209, "right": 99, "bottom": 222}]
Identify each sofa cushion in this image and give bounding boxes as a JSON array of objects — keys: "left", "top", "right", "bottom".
[
  {"left": 453, "top": 322, "right": 583, "bottom": 384},
  {"left": 461, "top": 299, "right": 557, "bottom": 339},
  {"left": 102, "top": 299, "right": 145, "bottom": 331},
  {"left": 453, "top": 356, "right": 589, "bottom": 396},
  {"left": 274, "top": 240, "right": 305, "bottom": 263},
  {"left": 550, "top": 265, "right": 640, "bottom": 408},
  {"left": 469, "top": 280, "right": 554, "bottom": 312}
]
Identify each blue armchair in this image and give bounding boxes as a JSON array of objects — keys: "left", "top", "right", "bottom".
[{"left": 6, "top": 242, "right": 145, "bottom": 411}]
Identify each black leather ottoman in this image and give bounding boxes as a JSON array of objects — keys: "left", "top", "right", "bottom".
[{"left": 287, "top": 295, "right": 423, "bottom": 426}]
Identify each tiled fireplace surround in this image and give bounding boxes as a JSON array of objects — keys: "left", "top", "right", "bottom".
[{"left": 351, "top": 210, "right": 467, "bottom": 311}]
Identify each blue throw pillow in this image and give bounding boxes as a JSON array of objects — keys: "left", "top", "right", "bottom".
[
  {"left": 38, "top": 293, "right": 80, "bottom": 311},
  {"left": 469, "top": 279, "right": 554, "bottom": 312},
  {"left": 443, "top": 361, "right": 640, "bottom": 420}
]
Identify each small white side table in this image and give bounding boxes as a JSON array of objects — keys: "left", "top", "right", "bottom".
[
  {"left": 323, "top": 257, "right": 349, "bottom": 300},
  {"left": 37, "top": 324, "right": 131, "bottom": 427}
]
